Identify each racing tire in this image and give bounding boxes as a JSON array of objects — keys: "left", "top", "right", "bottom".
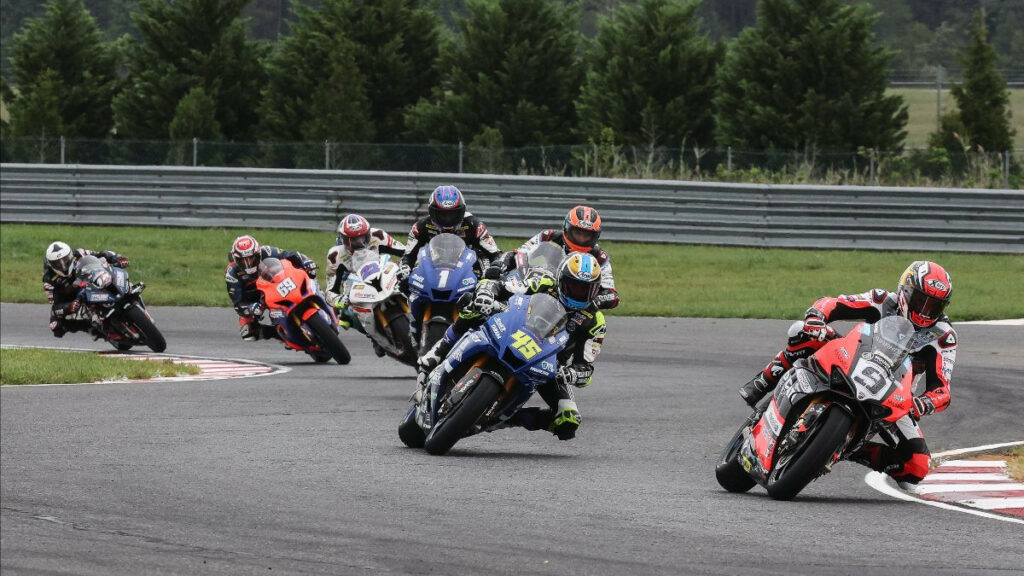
[
  {"left": 306, "top": 313, "right": 351, "bottom": 365},
  {"left": 423, "top": 374, "right": 501, "bottom": 456},
  {"left": 765, "top": 407, "right": 853, "bottom": 501},
  {"left": 398, "top": 408, "right": 426, "bottom": 448},
  {"left": 125, "top": 307, "right": 166, "bottom": 353},
  {"left": 113, "top": 341, "right": 134, "bottom": 351},
  {"left": 420, "top": 321, "right": 450, "bottom": 357},
  {"left": 387, "top": 315, "right": 418, "bottom": 367},
  {"left": 715, "top": 423, "right": 757, "bottom": 493}
]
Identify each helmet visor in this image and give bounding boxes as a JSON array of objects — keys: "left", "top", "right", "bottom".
[
  {"left": 559, "top": 276, "right": 599, "bottom": 309},
  {"left": 52, "top": 254, "right": 74, "bottom": 276},
  {"left": 907, "top": 288, "right": 948, "bottom": 321},
  {"left": 343, "top": 234, "right": 369, "bottom": 252},
  {"left": 237, "top": 253, "right": 260, "bottom": 274},
  {"left": 431, "top": 205, "right": 465, "bottom": 228},
  {"left": 567, "top": 227, "right": 597, "bottom": 249}
]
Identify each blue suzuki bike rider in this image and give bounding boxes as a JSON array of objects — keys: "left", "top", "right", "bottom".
[{"left": 420, "top": 252, "right": 607, "bottom": 440}]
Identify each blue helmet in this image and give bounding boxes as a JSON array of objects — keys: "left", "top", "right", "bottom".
[
  {"left": 428, "top": 185, "right": 466, "bottom": 231},
  {"left": 557, "top": 253, "right": 601, "bottom": 310}
]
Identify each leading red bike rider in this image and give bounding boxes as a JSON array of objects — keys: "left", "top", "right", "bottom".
[
  {"left": 225, "top": 235, "right": 318, "bottom": 341},
  {"left": 504, "top": 205, "right": 619, "bottom": 310},
  {"left": 738, "top": 261, "right": 956, "bottom": 485}
]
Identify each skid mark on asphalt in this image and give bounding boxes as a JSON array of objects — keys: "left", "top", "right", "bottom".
[{"left": 865, "top": 440, "right": 1024, "bottom": 524}]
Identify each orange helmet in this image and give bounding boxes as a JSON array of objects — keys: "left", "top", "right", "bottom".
[{"left": 563, "top": 205, "right": 602, "bottom": 252}]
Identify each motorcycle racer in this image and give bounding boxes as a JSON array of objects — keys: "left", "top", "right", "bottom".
[
  {"left": 420, "top": 252, "right": 607, "bottom": 441},
  {"left": 502, "top": 205, "right": 619, "bottom": 310},
  {"left": 738, "top": 261, "right": 957, "bottom": 485},
  {"left": 325, "top": 214, "right": 406, "bottom": 352},
  {"left": 226, "top": 234, "right": 319, "bottom": 341},
  {"left": 43, "top": 241, "right": 130, "bottom": 337},
  {"left": 396, "top": 185, "right": 501, "bottom": 292}
]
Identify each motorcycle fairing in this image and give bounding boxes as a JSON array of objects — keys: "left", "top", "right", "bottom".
[
  {"left": 257, "top": 260, "right": 339, "bottom": 351},
  {"left": 409, "top": 244, "right": 478, "bottom": 304}
]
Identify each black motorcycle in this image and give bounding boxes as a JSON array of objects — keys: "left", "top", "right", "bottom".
[{"left": 72, "top": 255, "right": 166, "bottom": 352}]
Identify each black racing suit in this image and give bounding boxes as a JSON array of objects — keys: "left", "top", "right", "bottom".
[
  {"left": 429, "top": 278, "right": 608, "bottom": 439},
  {"left": 399, "top": 212, "right": 502, "bottom": 279},
  {"left": 43, "top": 249, "right": 126, "bottom": 337},
  {"left": 506, "top": 230, "right": 619, "bottom": 310},
  {"left": 225, "top": 246, "right": 315, "bottom": 339}
]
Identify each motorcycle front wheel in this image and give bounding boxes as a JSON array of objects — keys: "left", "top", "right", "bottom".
[
  {"left": 420, "top": 321, "right": 450, "bottom": 357},
  {"left": 765, "top": 407, "right": 853, "bottom": 501},
  {"left": 125, "top": 307, "right": 166, "bottom": 353},
  {"left": 715, "top": 423, "right": 757, "bottom": 493},
  {"left": 423, "top": 373, "right": 501, "bottom": 456},
  {"left": 386, "top": 315, "right": 418, "bottom": 367},
  {"left": 398, "top": 407, "right": 426, "bottom": 448},
  {"left": 306, "top": 313, "right": 351, "bottom": 365}
]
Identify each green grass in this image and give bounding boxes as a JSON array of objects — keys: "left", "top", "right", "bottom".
[
  {"left": 890, "top": 87, "right": 1024, "bottom": 148},
  {"left": 1005, "top": 445, "right": 1024, "bottom": 483},
  {"left": 2, "top": 223, "right": 1022, "bottom": 320},
  {"left": 0, "top": 347, "right": 200, "bottom": 385}
]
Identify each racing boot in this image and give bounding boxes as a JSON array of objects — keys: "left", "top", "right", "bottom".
[
  {"left": 371, "top": 340, "right": 387, "bottom": 358},
  {"left": 548, "top": 400, "right": 582, "bottom": 440},
  {"left": 414, "top": 338, "right": 454, "bottom": 400},
  {"left": 738, "top": 372, "right": 775, "bottom": 408}
]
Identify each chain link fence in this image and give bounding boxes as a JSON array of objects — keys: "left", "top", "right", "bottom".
[{"left": 1, "top": 136, "right": 1019, "bottom": 188}]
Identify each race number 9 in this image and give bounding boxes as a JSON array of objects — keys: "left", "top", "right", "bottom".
[
  {"left": 276, "top": 277, "right": 298, "bottom": 297},
  {"left": 511, "top": 330, "right": 542, "bottom": 359}
]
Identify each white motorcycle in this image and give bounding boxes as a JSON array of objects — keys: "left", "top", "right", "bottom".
[{"left": 345, "top": 250, "right": 417, "bottom": 366}]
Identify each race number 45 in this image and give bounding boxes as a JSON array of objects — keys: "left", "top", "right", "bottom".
[{"left": 511, "top": 330, "right": 541, "bottom": 359}]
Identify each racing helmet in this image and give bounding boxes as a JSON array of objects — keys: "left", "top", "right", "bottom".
[
  {"left": 563, "top": 205, "right": 602, "bottom": 252},
  {"left": 337, "top": 213, "right": 371, "bottom": 252},
  {"left": 46, "top": 241, "right": 75, "bottom": 277},
  {"left": 231, "top": 235, "right": 262, "bottom": 275},
  {"left": 557, "top": 253, "right": 602, "bottom": 310},
  {"left": 428, "top": 185, "right": 466, "bottom": 231},
  {"left": 897, "top": 261, "right": 952, "bottom": 328}
]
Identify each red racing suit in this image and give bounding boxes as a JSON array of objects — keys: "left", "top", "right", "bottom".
[
  {"left": 512, "top": 230, "right": 619, "bottom": 310},
  {"left": 758, "top": 288, "right": 957, "bottom": 484}
]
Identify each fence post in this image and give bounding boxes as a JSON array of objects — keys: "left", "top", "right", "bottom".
[
  {"left": 727, "top": 146, "right": 732, "bottom": 172},
  {"left": 870, "top": 148, "right": 876, "bottom": 185},
  {"left": 60, "top": 136, "right": 66, "bottom": 165},
  {"left": 192, "top": 137, "right": 198, "bottom": 167},
  {"left": 324, "top": 140, "right": 331, "bottom": 170},
  {"left": 593, "top": 143, "right": 599, "bottom": 177},
  {"left": 1005, "top": 150, "right": 1011, "bottom": 188},
  {"left": 458, "top": 140, "right": 464, "bottom": 173},
  {"left": 936, "top": 65, "right": 943, "bottom": 124}
]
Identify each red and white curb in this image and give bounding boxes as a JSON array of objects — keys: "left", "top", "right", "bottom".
[
  {"left": 865, "top": 440, "right": 1024, "bottom": 525},
  {"left": 1, "top": 345, "right": 288, "bottom": 386}
]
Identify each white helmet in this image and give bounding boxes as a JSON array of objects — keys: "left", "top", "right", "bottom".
[{"left": 46, "top": 241, "right": 75, "bottom": 277}]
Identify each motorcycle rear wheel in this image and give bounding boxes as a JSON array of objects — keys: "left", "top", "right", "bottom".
[
  {"left": 423, "top": 373, "right": 501, "bottom": 456},
  {"left": 306, "top": 313, "right": 351, "bottom": 365},
  {"left": 765, "top": 407, "right": 853, "bottom": 501},
  {"left": 715, "top": 423, "right": 757, "bottom": 493},
  {"left": 125, "top": 307, "right": 166, "bottom": 353}
]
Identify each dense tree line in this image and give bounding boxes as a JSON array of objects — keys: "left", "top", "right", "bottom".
[{"left": 0, "top": 0, "right": 1015, "bottom": 177}]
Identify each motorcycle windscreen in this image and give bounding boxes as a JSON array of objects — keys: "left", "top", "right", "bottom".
[
  {"left": 523, "top": 293, "right": 567, "bottom": 339},
  {"left": 427, "top": 234, "right": 468, "bottom": 268},
  {"left": 350, "top": 250, "right": 382, "bottom": 281},
  {"left": 75, "top": 255, "right": 112, "bottom": 288},
  {"left": 868, "top": 316, "right": 916, "bottom": 370},
  {"left": 522, "top": 242, "right": 566, "bottom": 279}
]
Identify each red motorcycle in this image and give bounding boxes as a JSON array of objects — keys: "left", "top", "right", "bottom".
[
  {"left": 256, "top": 258, "right": 350, "bottom": 365},
  {"left": 716, "top": 315, "right": 917, "bottom": 500}
]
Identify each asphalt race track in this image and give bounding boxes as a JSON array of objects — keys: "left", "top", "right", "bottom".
[{"left": 2, "top": 303, "right": 1022, "bottom": 576}]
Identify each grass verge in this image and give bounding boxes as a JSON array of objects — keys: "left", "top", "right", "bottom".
[
  {"left": 2, "top": 223, "right": 1022, "bottom": 320},
  {"left": 0, "top": 347, "right": 200, "bottom": 385},
  {"left": 1006, "top": 446, "right": 1024, "bottom": 483},
  {"left": 889, "top": 87, "right": 1024, "bottom": 148}
]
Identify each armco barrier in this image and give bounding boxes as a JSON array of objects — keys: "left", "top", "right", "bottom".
[{"left": 1, "top": 164, "right": 1022, "bottom": 253}]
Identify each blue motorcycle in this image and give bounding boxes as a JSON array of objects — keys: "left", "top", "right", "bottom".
[
  {"left": 399, "top": 292, "right": 570, "bottom": 455},
  {"left": 407, "top": 233, "right": 478, "bottom": 355},
  {"left": 72, "top": 255, "right": 166, "bottom": 352}
]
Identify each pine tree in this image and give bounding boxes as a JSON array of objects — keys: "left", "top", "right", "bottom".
[
  {"left": 714, "top": 0, "right": 907, "bottom": 155},
  {"left": 112, "top": 0, "right": 265, "bottom": 140},
  {"left": 7, "top": 0, "right": 118, "bottom": 138},
  {"left": 168, "top": 86, "right": 223, "bottom": 142},
  {"left": 259, "top": 0, "right": 436, "bottom": 144},
  {"left": 576, "top": 0, "right": 723, "bottom": 148},
  {"left": 404, "top": 0, "right": 583, "bottom": 148},
  {"left": 949, "top": 10, "right": 1014, "bottom": 153}
]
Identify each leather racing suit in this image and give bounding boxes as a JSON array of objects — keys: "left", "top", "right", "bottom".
[
  {"left": 510, "top": 230, "right": 619, "bottom": 310},
  {"left": 43, "top": 248, "right": 127, "bottom": 337}
]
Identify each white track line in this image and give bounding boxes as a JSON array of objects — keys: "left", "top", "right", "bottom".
[
  {"left": 956, "top": 319, "right": 1024, "bottom": 326},
  {"left": 864, "top": 440, "right": 1024, "bottom": 525}
]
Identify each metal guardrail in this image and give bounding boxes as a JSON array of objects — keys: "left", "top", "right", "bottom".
[{"left": 1, "top": 164, "right": 1022, "bottom": 253}]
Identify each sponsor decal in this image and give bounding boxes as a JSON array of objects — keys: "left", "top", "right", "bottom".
[
  {"left": 926, "top": 278, "right": 949, "bottom": 292},
  {"left": 938, "top": 331, "right": 957, "bottom": 348},
  {"left": 541, "top": 360, "right": 555, "bottom": 372},
  {"left": 494, "top": 318, "right": 506, "bottom": 332},
  {"left": 462, "top": 277, "right": 473, "bottom": 285},
  {"left": 839, "top": 346, "right": 849, "bottom": 359}
]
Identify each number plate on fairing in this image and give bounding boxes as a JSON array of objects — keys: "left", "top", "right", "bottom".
[{"left": 850, "top": 358, "right": 896, "bottom": 401}]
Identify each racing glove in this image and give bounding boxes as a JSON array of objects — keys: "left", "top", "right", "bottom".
[
  {"left": 396, "top": 262, "right": 412, "bottom": 294},
  {"left": 246, "top": 301, "right": 265, "bottom": 318},
  {"left": 115, "top": 256, "right": 130, "bottom": 268},
  {"left": 911, "top": 396, "right": 936, "bottom": 419},
  {"left": 556, "top": 362, "right": 594, "bottom": 388},
  {"left": 472, "top": 282, "right": 499, "bottom": 315},
  {"left": 800, "top": 315, "right": 835, "bottom": 342},
  {"left": 593, "top": 291, "right": 618, "bottom": 309},
  {"left": 302, "top": 260, "right": 318, "bottom": 279}
]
